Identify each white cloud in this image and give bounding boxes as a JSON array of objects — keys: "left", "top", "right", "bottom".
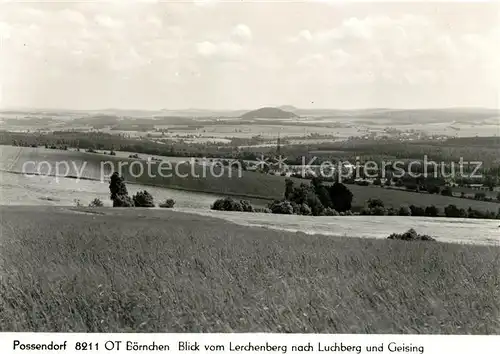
[
  {"left": 231, "top": 24, "right": 252, "bottom": 43},
  {"left": 94, "top": 14, "right": 123, "bottom": 29},
  {"left": 196, "top": 24, "right": 252, "bottom": 60}
]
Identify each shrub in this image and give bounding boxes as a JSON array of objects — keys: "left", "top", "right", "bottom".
[
  {"left": 398, "top": 206, "right": 412, "bottom": 216},
  {"left": 88, "top": 198, "right": 104, "bottom": 207},
  {"left": 360, "top": 207, "right": 372, "bottom": 215},
  {"left": 371, "top": 206, "right": 387, "bottom": 216},
  {"left": 441, "top": 187, "right": 453, "bottom": 196},
  {"left": 497, "top": 192, "right": 500, "bottom": 202},
  {"left": 211, "top": 197, "right": 243, "bottom": 212},
  {"left": 424, "top": 205, "right": 439, "bottom": 217},
  {"left": 240, "top": 200, "right": 254, "bottom": 213},
  {"left": 159, "top": 199, "right": 175, "bottom": 208},
  {"left": 409, "top": 205, "right": 425, "bottom": 217},
  {"left": 323, "top": 207, "right": 340, "bottom": 216},
  {"left": 388, "top": 228, "right": 436, "bottom": 242},
  {"left": 299, "top": 203, "right": 312, "bottom": 216},
  {"left": 268, "top": 200, "right": 294, "bottom": 214},
  {"left": 387, "top": 208, "right": 397, "bottom": 216},
  {"left": 254, "top": 207, "right": 271, "bottom": 213},
  {"left": 373, "top": 178, "right": 382, "bottom": 186},
  {"left": 474, "top": 192, "right": 486, "bottom": 201},
  {"left": 74, "top": 199, "right": 83, "bottom": 207},
  {"left": 113, "top": 194, "right": 134, "bottom": 207},
  {"left": 444, "top": 204, "right": 461, "bottom": 218},
  {"left": 367, "top": 198, "right": 384, "bottom": 209},
  {"left": 133, "top": 190, "right": 155, "bottom": 207}
]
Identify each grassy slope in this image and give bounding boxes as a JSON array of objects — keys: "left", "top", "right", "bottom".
[
  {"left": 1, "top": 146, "right": 499, "bottom": 212},
  {"left": 0, "top": 206, "right": 498, "bottom": 333}
]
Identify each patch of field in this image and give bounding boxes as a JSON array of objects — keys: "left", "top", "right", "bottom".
[
  {"left": 1, "top": 145, "right": 499, "bottom": 213},
  {"left": 0, "top": 206, "right": 498, "bottom": 333},
  {"left": 0, "top": 146, "right": 285, "bottom": 200},
  {"left": 345, "top": 184, "right": 500, "bottom": 213}
]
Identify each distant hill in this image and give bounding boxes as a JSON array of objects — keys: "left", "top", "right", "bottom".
[
  {"left": 240, "top": 107, "right": 299, "bottom": 119},
  {"left": 276, "top": 105, "right": 298, "bottom": 112}
]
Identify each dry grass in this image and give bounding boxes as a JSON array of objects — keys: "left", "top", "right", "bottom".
[{"left": 0, "top": 206, "right": 499, "bottom": 333}]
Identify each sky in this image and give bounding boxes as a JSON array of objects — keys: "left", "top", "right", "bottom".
[{"left": 0, "top": 0, "right": 499, "bottom": 110}]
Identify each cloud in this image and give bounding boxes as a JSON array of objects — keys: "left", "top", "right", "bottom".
[
  {"left": 196, "top": 41, "right": 244, "bottom": 60},
  {"left": 94, "top": 14, "right": 123, "bottom": 29},
  {"left": 289, "top": 13, "right": 499, "bottom": 87},
  {"left": 196, "top": 24, "right": 252, "bottom": 60},
  {"left": 231, "top": 24, "right": 252, "bottom": 43}
]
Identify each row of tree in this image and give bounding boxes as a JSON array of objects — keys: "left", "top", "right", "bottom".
[
  {"left": 359, "top": 198, "right": 500, "bottom": 219},
  {"left": 109, "top": 172, "right": 174, "bottom": 208}
]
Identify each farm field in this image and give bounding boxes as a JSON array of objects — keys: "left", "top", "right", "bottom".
[
  {"left": 0, "top": 146, "right": 284, "bottom": 200},
  {"left": 1, "top": 145, "right": 500, "bottom": 213},
  {"left": 0, "top": 206, "right": 498, "bottom": 333},
  {"left": 1, "top": 170, "right": 498, "bottom": 246}
]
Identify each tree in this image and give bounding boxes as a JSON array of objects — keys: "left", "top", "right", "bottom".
[
  {"left": 284, "top": 178, "right": 295, "bottom": 200},
  {"left": 269, "top": 200, "right": 294, "bottom": 214},
  {"left": 441, "top": 186, "right": 453, "bottom": 196},
  {"left": 159, "top": 199, "right": 176, "bottom": 208},
  {"left": 424, "top": 205, "right": 439, "bottom": 217},
  {"left": 409, "top": 205, "right": 425, "bottom": 216},
  {"left": 373, "top": 178, "right": 382, "bottom": 186},
  {"left": 133, "top": 190, "right": 155, "bottom": 207},
  {"left": 109, "top": 172, "right": 133, "bottom": 207},
  {"left": 474, "top": 192, "right": 486, "bottom": 201},
  {"left": 398, "top": 206, "right": 412, "bottom": 216},
  {"left": 367, "top": 198, "right": 384, "bottom": 209},
  {"left": 444, "top": 204, "right": 461, "bottom": 218},
  {"left": 328, "top": 182, "right": 353, "bottom": 212},
  {"left": 497, "top": 192, "right": 500, "bottom": 202},
  {"left": 89, "top": 198, "right": 104, "bottom": 207}
]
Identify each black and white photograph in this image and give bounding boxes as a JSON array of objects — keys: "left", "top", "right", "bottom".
[{"left": 0, "top": 0, "right": 499, "bottom": 336}]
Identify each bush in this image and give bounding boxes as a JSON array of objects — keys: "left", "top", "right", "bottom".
[
  {"left": 113, "top": 194, "right": 134, "bottom": 207},
  {"left": 444, "top": 204, "right": 461, "bottom": 218},
  {"left": 298, "top": 203, "right": 312, "bottom": 215},
  {"left": 74, "top": 199, "right": 83, "bottom": 207},
  {"left": 388, "top": 228, "right": 436, "bottom": 242},
  {"left": 159, "top": 199, "right": 176, "bottom": 208},
  {"left": 211, "top": 197, "right": 243, "bottom": 212},
  {"left": 371, "top": 206, "right": 387, "bottom": 216},
  {"left": 254, "top": 207, "right": 271, "bottom": 213},
  {"left": 323, "top": 207, "right": 340, "bottom": 216},
  {"left": 387, "top": 208, "right": 397, "bottom": 216},
  {"left": 441, "top": 187, "right": 453, "bottom": 196},
  {"left": 398, "top": 206, "right": 412, "bottom": 216},
  {"left": 367, "top": 198, "right": 384, "bottom": 209},
  {"left": 133, "top": 190, "right": 155, "bottom": 207},
  {"left": 409, "top": 205, "right": 425, "bottom": 217},
  {"left": 474, "top": 192, "right": 486, "bottom": 201},
  {"left": 268, "top": 200, "right": 294, "bottom": 214},
  {"left": 88, "top": 198, "right": 104, "bottom": 207},
  {"left": 424, "top": 205, "right": 439, "bottom": 217},
  {"left": 240, "top": 200, "right": 254, "bottom": 213},
  {"left": 360, "top": 207, "right": 372, "bottom": 215}
]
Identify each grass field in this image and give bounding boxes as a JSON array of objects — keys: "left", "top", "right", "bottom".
[
  {"left": 1, "top": 145, "right": 499, "bottom": 213},
  {"left": 0, "top": 206, "right": 498, "bottom": 333}
]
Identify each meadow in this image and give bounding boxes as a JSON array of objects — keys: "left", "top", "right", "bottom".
[
  {"left": 1, "top": 145, "right": 499, "bottom": 213},
  {"left": 0, "top": 206, "right": 498, "bottom": 333}
]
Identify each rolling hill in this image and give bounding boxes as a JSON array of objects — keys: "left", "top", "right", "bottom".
[{"left": 240, "top": 107, "right": 299, "bottom": 119}]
